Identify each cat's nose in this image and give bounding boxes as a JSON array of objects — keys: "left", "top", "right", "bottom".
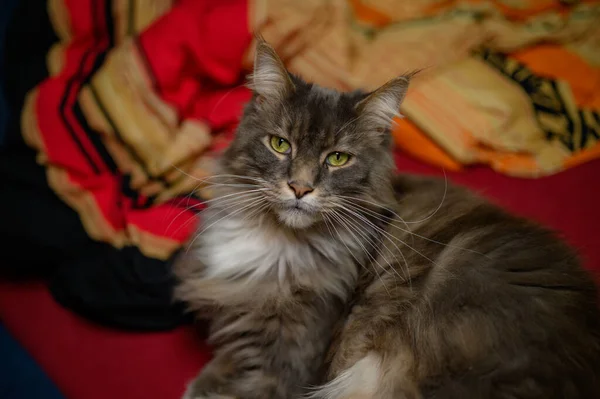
[{"left": 288, "top": 181, "right": 314, "bottom": 199}]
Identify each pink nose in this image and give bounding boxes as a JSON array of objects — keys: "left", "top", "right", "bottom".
[{"left": 288, "top": 182, "right": 313, "bottom": 199}]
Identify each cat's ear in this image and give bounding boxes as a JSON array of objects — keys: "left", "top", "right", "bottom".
[
  {"left": 356, "top": 74, "right": 412, "bottom": 131},
  {"left": 248, "top": 37, "right": 295, "bottom": 104}
]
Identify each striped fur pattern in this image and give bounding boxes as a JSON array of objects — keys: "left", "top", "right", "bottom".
[{"left": 174, "top": 40, "right": 600, "bottom": 399}]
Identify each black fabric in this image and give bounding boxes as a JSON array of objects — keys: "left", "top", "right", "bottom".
[
  {"left": 0, "top": 0, "right": 21, "bottom": 145},
  {"left": 0, "top": 0, "right": 188, "bottom": 331},
  {"left": 2, "top": 0, "right": 55, "bottom": 149},
  {"left": 0, "top": 149, "right": 84, "bottom": 278},
  {"left": 0, "top": 0, "right": 62, "bottom": 277},
  {"left": 50, "top": 246, "right": 191, "bottom": 331}
]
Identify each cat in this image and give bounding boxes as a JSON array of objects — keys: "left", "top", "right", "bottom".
[{"left": 173, "top": 38, "right": 600, "bottom": 399}]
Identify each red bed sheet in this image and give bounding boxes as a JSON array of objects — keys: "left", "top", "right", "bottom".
[{"left": 1, "top": 153, "right": 599, "bottom": 399}]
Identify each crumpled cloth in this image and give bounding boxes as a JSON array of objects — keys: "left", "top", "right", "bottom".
[
  {"left": 22, "top": 0, "right": 600, "bottom": 263},
  {"left": 24, "top": 0, "right": 252, "bottom": 260},
  {"left": 254, "top": 0, "right": 600, "bottom": 177}
]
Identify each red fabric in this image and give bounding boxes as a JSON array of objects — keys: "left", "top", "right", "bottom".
[
  {"left": 138, "top": 0, "right": 252, "bottom": 123},
  {"left": 0, "top": 282, "right": 209, "bottom": 399},
  {"left": 1, "top": 155, "right": 599, "bottom": 399},
  {"left": 30, "top": 0, "right": 251, "bottom": 255}
]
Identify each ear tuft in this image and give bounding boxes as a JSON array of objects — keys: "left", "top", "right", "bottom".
[
  {"left": 248, "top": 37, "right": 294, "bottom": 103},
  {"left": 356, "top": 73, "right": 415, "bottom": 130}
]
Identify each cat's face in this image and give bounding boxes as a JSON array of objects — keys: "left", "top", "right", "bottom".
[{"left": 219, "top": 40, "right": 410, "bottom": 229}]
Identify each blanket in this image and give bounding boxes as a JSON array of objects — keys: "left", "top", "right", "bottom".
[
  {"left": 253, "top": 0, "right": 600, "bottom": 177},
  {"left": 23, "top": 0, "right": 252, "bottom": 261},
  {"left": 6, "top": 0, "right": 600, "bottom": 328},
  {"left": 1, "top": 0, "right": 251, "bottom": 329}
]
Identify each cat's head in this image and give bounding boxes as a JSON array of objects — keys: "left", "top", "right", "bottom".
[{"left": 218, "top": 39, "right": 411, "bottom": 229}]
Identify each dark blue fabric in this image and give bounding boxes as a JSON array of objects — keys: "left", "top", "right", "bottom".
[
  {"left": 0, "top": 323, "right": 64, "bottom": 399},
  {"left": 0, "top": 0, "right": 21, "bottom": 146}
]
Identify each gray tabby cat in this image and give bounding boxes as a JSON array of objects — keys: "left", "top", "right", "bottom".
[{"left": 174, "top": 39, "right": 600, "bottom": 399}]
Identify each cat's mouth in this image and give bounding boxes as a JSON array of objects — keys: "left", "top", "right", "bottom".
[
  {"left": 293, "top": 199, "right": 310, "bottom": 210},
  {"left": 275, "top": 200, "right": 318, "bottom": 229}
]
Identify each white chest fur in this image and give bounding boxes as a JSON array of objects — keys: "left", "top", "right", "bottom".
[{"left": 192, "top": 210, "right": 360, "bottom": 295}]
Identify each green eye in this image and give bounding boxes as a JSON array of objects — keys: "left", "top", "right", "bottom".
[
  {"left": 326, "top": 152, "right": 350, "bottom": 167},
  {"left": 270, "top": 136, "right": 291, "bottom": 154}
]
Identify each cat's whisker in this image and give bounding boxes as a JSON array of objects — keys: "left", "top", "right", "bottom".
[
  {"left": 334, "top": 114, "right": 361, "bottom": 136},
  {"left": 337, "top": 197, "right": 415, "bottom": 246},
  {"left": 336, "top": 194, "right": 409, "bottom": 224},
  {"left": 166, "top": 189, "right": 270, "bottom": 234},
  {"left": 328, "top": 210, "right": 391, "bottom": 296},
  {"left": 332, "top": 203, "right": 411, "bottom": 287},
  {"left": 364, "top": 211, "right": 437, "bottom": 267},
  {"left": 323, "top": 214, "right": 373, "bottom": 282},
  {"left": 198, "top": 188, "right": 271, "bottom": 206},
  {"left": 193, "top": 173, "right": 268, "bottom": 184},
  {"left": 337, "top": 172, "right": 448, "bottom": 226},
  {"left": 198, "top": 183, "right": 266, "bottom": 191},
  {"left": 207, "top": 83, "right": 247, "bottom": 120},
  {"left": 174, "top": 193, "right": 266, "bottom": 238},
  {"left": 338, "top": 197, "right": 489, "bottom": 258},
  {"left": 242, "top": 201, "right": 272, "bottom": 222},
  {"left": 185, "top": 196, "right": 268, "bottom": 254},
  {"left": 171, "top": 166, "right": 269, "bottom": 187},
  {"left": 321, "top": 213, "right": 337, "bottom": 242},
  {"left": 403, "top": 169, "right": 448, "bottom": 224},
  {"left": 173, "top": 194, "right": 264, "bottom": 241},
  {"left": 173, "top": 172, "right": 267, "bottom": 213},
  {"left": 183, "top": 188, "right": 270, "bottom": 216},
  {"left": 336, "top": 198, "right": 414, "bottom": 246},
  {"left": 331, "top": 200, "right": 438, "bottom": 278},
  {"left": 200, "top": 195, "right": 268, "bottom": 227},
  {"left": 321, "top": 213, "right": 373, "bottom": 279},
  {"left": 171, "top": 167, "right": 267, "bottom": 183},
  {"left": 337, "top": 208, "right": 409, "bottom": 281},
  {"left": 163, "top": 177, "right": 213, "bottom": 226},
  {"left": 166, "top": 201, "right": 204, "bottom": 234},
  {"left": 332, "top": 209, "right": 402, "bottom": 289}
]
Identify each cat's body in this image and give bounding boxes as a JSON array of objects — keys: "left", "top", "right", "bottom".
[{"left": 174, "top": 40, "right": 600, "bottom": 399}]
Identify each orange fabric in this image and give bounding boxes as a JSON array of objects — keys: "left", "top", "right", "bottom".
[
  {"left": 564, "top": 143, "right": 600, "bottom": 170},
  {"left": 348, "top": 0, "right": 392, "bottom": 27},
  {"left": 392, "top": 118, "right": 463, "bottom": 172},
  {"left": 349, "top": 0, "right": 582, "bottom": 24},
  {"left": 511, "top": 45, "right": 600, "bottom": 108},
  {"left": 250, "top": 0, "right": 600, "bottom": 178},
  {"left": 252, "top": 0, "right": 600, "bottom": 177}
]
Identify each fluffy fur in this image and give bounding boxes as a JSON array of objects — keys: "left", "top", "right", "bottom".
[{"left": 174, "top": 39, "right": 600, "bottom": 399}]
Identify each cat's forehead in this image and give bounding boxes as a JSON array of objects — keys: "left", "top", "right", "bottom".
[{"left": 285, "top": 83, "right": 364, "bottom": 140}]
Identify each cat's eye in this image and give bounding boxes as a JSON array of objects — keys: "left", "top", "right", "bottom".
[
  {"left": 270, "top": 136, "right": 291, "bottom": 154},
  {"left": 326, "top": 152, "right": 350, "bottom": 167}
]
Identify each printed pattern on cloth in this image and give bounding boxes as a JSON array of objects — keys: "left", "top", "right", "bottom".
[
  {"left": 21, "top": 0, "right": 600, "bottom": 266},
  {"left": 23, "top": 0, "right": 252, "bottom": 260},
  {"left": 252, "top": 0, "right": 600, "bottom": 177}
]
